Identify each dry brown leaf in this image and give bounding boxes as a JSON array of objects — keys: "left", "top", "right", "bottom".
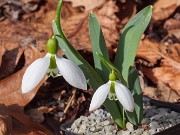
[
  {"left": 9, "top": 106, "right": 53, "bottom": 135},
  {"left": 0, "top": 45, "right": 52, "bottom": 134},
  {"left": 0, "top": 45, "right": 6, "bottom": 66},
  {"left": 153, "top": 0, "right": 180, "bottom": 21},
  {"left": 61, "top": 0, "right": 120, "bottom": 53},
  {"left": 164, "top": 18, "right": 180, "bottom": 40},
  {"left": 0, "top": 19, "right": 52, "bottom": 52},
  {"left": 0, "top": 47, "right": 23, "bottom": 79},
  {"left": 164, "top": 18, "right": 180, "bottom": 30},
  {"left": 64, "top": 0, "right": 106, "bottom": 11},
  {"left": 137, "top": 39, "right": 180, "bottom": 102},
  {"left": 0, "top": 104, "right": 12, "bottom": 135},
  {"left": 0, "top": 67, "right": 47, "bottom": 106},
  {"left": 137, "top": 40, "right": 163, "bottom": 66},
  {"left": 0, "top": 46, "right": 46, "bottom": 106},
  {"left": 115, "top": 0, "right": 136, "bottom": 27},
  {"left": 25, "top": 108, "right": 45, "bottom": 123}
]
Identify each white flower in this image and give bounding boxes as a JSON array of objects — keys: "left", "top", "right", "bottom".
[
  {"left": 89, "top": 80, "right": 134, "bottom": 112},
  {"left": 22, "top": 53, "right": 87, "bottom": 93}
]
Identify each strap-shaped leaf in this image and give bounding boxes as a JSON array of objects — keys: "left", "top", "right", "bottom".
[
  {"left": 53, "top": 0, "right": 124, "bottom": 128},
  {"left": 89, "top": 12, "right": 110, "bottom": 82},
  {"left": 126, "top": 67, "right": 143, "bottom": 125},
  {"left": 114, "top": 6, "right": 152, "bottom": 82},
  {"left": 96, "top": 52, "right": 126, "bottom": 85}
]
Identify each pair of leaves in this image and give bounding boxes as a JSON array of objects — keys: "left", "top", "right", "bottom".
[{"left": 89, "top": 6, "right": 152, "bottom": 126}]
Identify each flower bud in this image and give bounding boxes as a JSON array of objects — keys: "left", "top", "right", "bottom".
[
  {"left": 46, "top": 36, "right": 58, "bottom": 54},
  {"left": 109, "top": 70, "right": 117, "bottom": 81}
]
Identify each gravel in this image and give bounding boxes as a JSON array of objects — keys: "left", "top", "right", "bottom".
[{"left": 67, "top": 102, "right": 180, "bottom": 135}]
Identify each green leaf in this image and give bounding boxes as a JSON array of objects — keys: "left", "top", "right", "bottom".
[
  {"left": 89, "top": 12, "right": 109, "bottom": 82},
  {"left": 126, "top": 67, "right": 143, "bottom": 125},
  {"left": 114, "top": 6, "right": 152, "bottom": 82},
  {"left": 53, "top": 0, "right": 124, "bottom": 128},
  {"left": 96, "top": 52, "right": 126, "bottom": 85}
]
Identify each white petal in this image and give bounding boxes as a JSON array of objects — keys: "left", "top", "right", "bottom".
[
  {"left": 22, "top": 54, "right": 50, "bottom": 93},
  {"left": 56, "top": 56, "right": 87, "bottom": 90},
  {"left": 115, "top": 81, "right": 134, "bottom": 112},
  {"left": 89, "top": 82, "right": 110, "bottom": 111}
]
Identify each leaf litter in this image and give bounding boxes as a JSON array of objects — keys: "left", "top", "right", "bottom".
[{"left": 0, "top": 0, "right": 180, "bottom": 134}]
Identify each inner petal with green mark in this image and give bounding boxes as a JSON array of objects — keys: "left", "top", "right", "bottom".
[
  {"left": 108, "top": 81, "right": 117, "bottom": 100},
  {"left": 47, "top": 54, "right": 60, "bottom": 77}
]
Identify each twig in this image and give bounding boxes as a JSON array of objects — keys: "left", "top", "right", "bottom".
[{"left": 63, "top": 88, "right": 76, "bottom": 114}]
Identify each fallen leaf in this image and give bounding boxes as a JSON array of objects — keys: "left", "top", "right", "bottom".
[
  {"left": 157, "top": 82, "right": 180, "bottom": 102},
  {"left": 64, "top": 0, "right": 106, "bottom": 11},
  {"left": 137, "top": 39, "right": 180, "bottom": 102},
  {"left": 164, "top": 18, "right": 180, "bottom": 30},
  {"left": 0, "top": 104, "right": 12, "bottom": 135},
  {"left": 9, "top": 105, "right": 53, "bottom": 135},
  {"left": 61, "top": 0, "right": 120, "bottom": 53},
  {"left": 25, "top": 108, "right": 45, "bottom": 123},
  {"left": 0, "top": 44, "right": 6, "bottom": 66},
  {"left": 0, "top": 46, "right": 46, "bottom": 106},
  {"left": 164, "top": 18, "right": 180, "bottom": 41},
  {"left": 153, "top": 0, "right": 180, "bottom": 21},
  {"left": 0, "top": 19, "right": 52, "bottom": 53},
  {"left": 0, "top": 45, "right": 52, "bottom": 134},
  {"left": 0, "top": 47, "right": 23, "bottom": 79},
  {"left": 115, "top": 0, "right": 136, "bottom": 28},
  {"left": 137, "top": 40, "right": 163, "bottom": 66}
]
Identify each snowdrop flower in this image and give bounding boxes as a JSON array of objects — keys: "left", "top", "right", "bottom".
[
  {"left": 89, "top": 70, "right": 134, "bottom": 112},
  {"left": 22, "top": 36, "right": 87, "bottom": 93}
]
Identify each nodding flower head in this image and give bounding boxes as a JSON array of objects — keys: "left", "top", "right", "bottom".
[
  {"left": 22, "top": 36, "right": 87, "bottom": 93},
  {"left": 89, "top": 70, "right": 134, "bottom": 112}
]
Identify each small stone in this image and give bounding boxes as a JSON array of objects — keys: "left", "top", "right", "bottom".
[
  {"left": 169, "top": 111, "right": 179, "bottom": 118},
  {"left": 100, "top": 120, "right": 110, "bottom": 126},
  {"left": 156, "top": 127, "right": 163, "bottom": 132},
  {"left": 149, "top": 121, "right": 159, "bottom": 127},
  {"left": 89, "top": 127, "right": 96, "bottom": 132},
  {"left": 78, "top": 125, "right": 87, "bottom": 134},
  {"left": 113, "top": 130, "right": 117, "bottom": 134},
  {"left": 74, "top": 128, "right": 79, "bottom": 133},
  {"left": 117, "top": 130, "right": 131, "bottom": 135},
  {"left": 168, "top": 119, "right": 176, "bottom": 126},
  {"left": 142, "top": 118, "right": 150, "bottom": 125},
  {"left": 71, "top": 118, "right": 82, "bottom": 129},
  {"left": 176, "top": 119, "right": 180, "bottom": 123},
  {"left": 89, "top": 113, "right": 96, "bottom": 118},
  {"left": 133, "top": 128, "right": 144, "bottom": 135},
  {"left": 104, "top": 125, "right": 115, "bottom": 132},
  {"left": 105, "top": 131, "right": 113, "bottom": 135},
  {"left": 158, "top": 108, "right": 170, "bottom": 114},
  {"left": 142, "top": 130, "right": 150, "bottom": 135},
  {"left": 95, "top": 125, "right": 103, "bottom": 131},
  {"left": 89, "top": 120, "right": 96, "bottom": 126},
  {"left": 144, "top": 108, "right": 158, "bottom": 118},
  {"left": 106, "top": 112, "right": 111, "bottom": 117},
  {"left": 126, "top": 122, "right": 134, "bottom": 131},
  {"left": 148, "top": 129, "right": 156, "bottom": 134},
  {"left": 95, "top": 118, "right": 101, "bottom": 124}
]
